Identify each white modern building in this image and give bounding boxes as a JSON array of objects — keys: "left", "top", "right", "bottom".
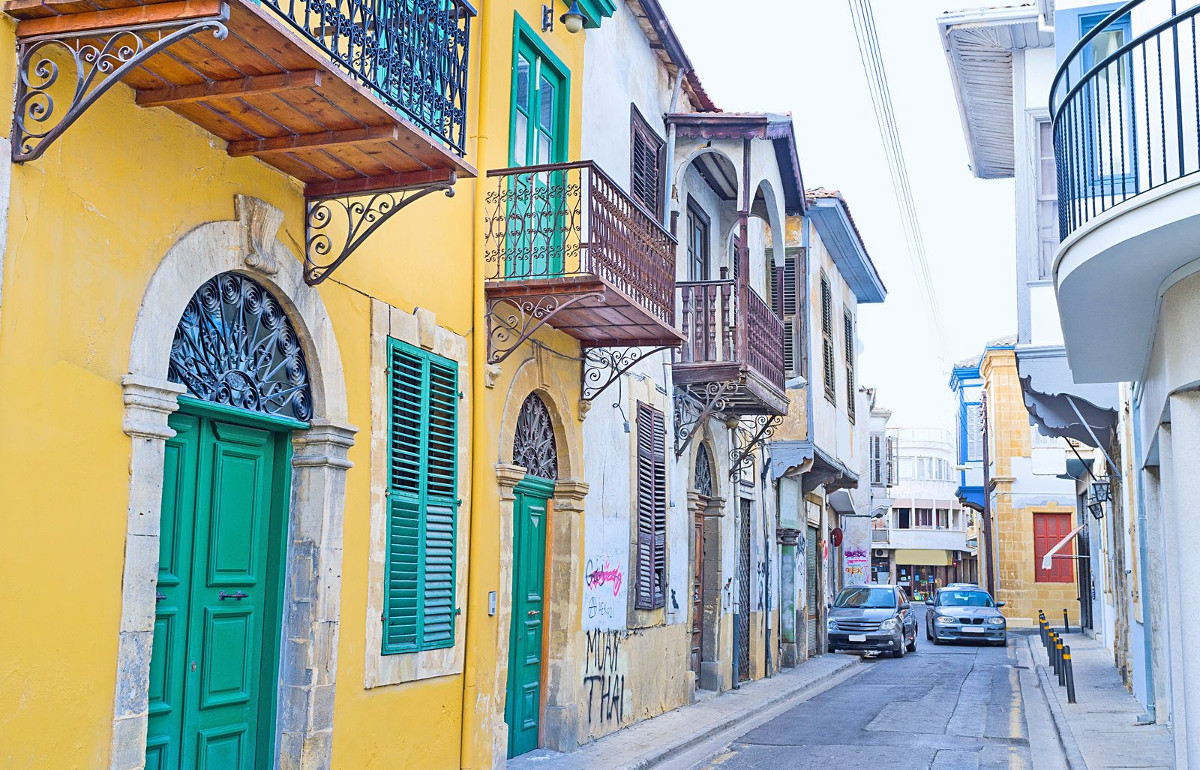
[{"left": 870, "top": 428, "right": 975, "bottom": 599}]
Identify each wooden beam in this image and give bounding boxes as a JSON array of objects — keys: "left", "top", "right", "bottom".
[
  {"left": 15, "top": 0, "right": 225, "bottom": 38},
  {"left": 227, "top": 124, "right": 400, "bottom": 158},
  {"left": 305, "top": 168, "right": 456, "bottom": 199},
  {"left": 136, "top": 70, "right": 322, "bottom": 108}
]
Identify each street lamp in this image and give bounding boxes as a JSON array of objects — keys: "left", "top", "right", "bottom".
[{"left": 560, "top": 1, "right": 590, "bottom": 33}]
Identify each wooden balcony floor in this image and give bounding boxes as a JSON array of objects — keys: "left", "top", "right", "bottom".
[
  {"left": 6, "top": 0, "right": 476, "bottom": 196},
  {"left": 673, "top": 361, "right": 789, "bottom": 416},
  {"left": 486, "top": 275, "right": 686, "bottom": 348}
]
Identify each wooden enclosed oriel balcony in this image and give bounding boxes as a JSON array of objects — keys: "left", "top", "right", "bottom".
[
  {"left": 483, "top": 161, "right": 683, "bottom": 363},
  {"left": 674, "top": 279, "right": 788, "bottom": 416},
  {"left": 4, "top": 0, "right": 476, "bottom": 198}
]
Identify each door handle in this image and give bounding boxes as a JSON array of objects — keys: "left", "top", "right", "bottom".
[
  {"left": 155, "top": 592, "right": 167, "bottom": 602},
  {"left": 219, "top": 591, "right": 249, "bottom": 601},
  {"left": 528, "top": 609, "right": 541, "bottom": 616}
]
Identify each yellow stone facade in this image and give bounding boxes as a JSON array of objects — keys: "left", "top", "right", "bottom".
[{"left": 980, "top": 347, "right": 1079, "bottom": 629}]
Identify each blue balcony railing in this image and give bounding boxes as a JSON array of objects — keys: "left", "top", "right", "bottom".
[
  {"left": 1051, "top": 0, "right": 1200, "bottom": 241},
  {"left": 264, "top": 0, "right": 475, "bottom": 156}
]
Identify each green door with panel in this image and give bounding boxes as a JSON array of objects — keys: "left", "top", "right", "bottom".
[
  {"left": 505, "top": 476, "right": 554, "bottom": 758},
  {"left": 147, "top": 407, "right": 290, "bottom": 770},
  {"left": 508, "top": 26, "right": 569, "bottom": 279}
]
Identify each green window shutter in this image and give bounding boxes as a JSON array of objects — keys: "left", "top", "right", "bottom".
[
  {"left": 635, "top": 402, "right": 667, "bottom": 611},
  {"left": 384, "top": 340, "right": 459, "bottom": 655}
]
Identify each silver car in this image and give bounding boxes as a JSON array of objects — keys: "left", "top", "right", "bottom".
[{"left": 925, "top": 587, "right": 1007, "bottom": 646}]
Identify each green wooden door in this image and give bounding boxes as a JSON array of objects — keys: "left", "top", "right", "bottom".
[
  {"left": 505, "top": 477, "right": 554, "bottom": 758},
  {"left": 147, "top": 408, "right": 290, "bottom": 769},
  {"left": 507, "top": 30, "right": 569, "bottom": 279}
]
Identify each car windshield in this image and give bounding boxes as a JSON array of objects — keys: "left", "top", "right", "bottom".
[
  {"left": 835, "top": 587, "right": 896, "bottom": 609},
  {"left": 938, "top": 590, "right": 995, "bottom": 608}
]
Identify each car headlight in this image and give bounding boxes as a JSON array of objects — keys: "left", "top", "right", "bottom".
[
  {"left": 987, "top": 617, "right": 1006, "bottom": 626},
  {"left": 827, "top": 620, "right": 837, "bottom": 632},
  {"left": 935, "top": 615, "right": 955, "bottom": 626},
  {"left": 881, "top": 617, "right": 900, "bottom": 632}
]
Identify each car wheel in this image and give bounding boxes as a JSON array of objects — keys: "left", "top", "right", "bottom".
[
  {"left": 925, "top": 624, "right": 932, "bottom": 641},
  {"left": 893, "top": 635, "right": 906, "bottom": 658},
  {"left": 907, "top": 633, "right": 917, "bottom": 653}
]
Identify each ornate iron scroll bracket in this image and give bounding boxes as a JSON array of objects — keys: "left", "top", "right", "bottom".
[
  {"left": 486, "top": 291, "right": 605, "bottom": 365},
  {"left": 12, "top": 11, "right": 230, "bottom": 162},
  {"left": 674, "top": 382, "right": 736, "bottom": 458},
  {"left": 729, "top": 414, "right": 784, "bottom": 480},
  {"left": 581, "top": 346, "right": 672, "bottom": 403},
  {"left": 305, "top": 176, "right": 456, "bottom": 286}
]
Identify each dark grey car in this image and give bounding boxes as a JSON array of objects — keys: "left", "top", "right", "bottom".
[
  {"left": 924, "top": 587, "right": 1007, "bottom": 646},
  {"left": 827, "top": 584, "right": 917, "bottom": 658}
]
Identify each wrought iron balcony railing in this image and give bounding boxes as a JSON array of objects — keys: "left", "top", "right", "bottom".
[
  {"left": 483, "top": 161, "right": 678, "bottom": 332},
  {"left": 676, "top": 279, "right": 787, "bottom": 396},
  {"left": 1051, "top": 0, "right": 1200, "bottom": 240},
  {"left": 265, "top": 0, "right": 474, "bottom": 156}
]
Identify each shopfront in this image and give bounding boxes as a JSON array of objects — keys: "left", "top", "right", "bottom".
[{"left": 894, "top": 549, "right": 957, "bottom": 601}]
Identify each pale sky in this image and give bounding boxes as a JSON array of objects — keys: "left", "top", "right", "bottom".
[{"left": 660, "top": 0, "right": 1020, "bottom": 430}]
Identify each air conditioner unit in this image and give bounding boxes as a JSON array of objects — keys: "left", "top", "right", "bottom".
[{"left": 873, "top": 549, "right": 889, "bottom": 559}]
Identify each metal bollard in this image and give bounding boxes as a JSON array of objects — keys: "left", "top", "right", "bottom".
[
  {"left": 1056, "top": 638, "right": 1066, "bottom": 686},
  {"left": 1049, "top": 632, "right": 1059, "bottom": 675},
  {"left": 1063, "top": 609, "right": 1070, "bottom": 635},
  {"left": 1064, "top": 645, "right": 1076, "bottom": 704}
]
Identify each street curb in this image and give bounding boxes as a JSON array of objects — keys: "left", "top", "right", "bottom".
[
  {"left": 1024, "top": 634, "right": 1087, "bottom": 770},
  {"left": 629, "top": 655, "right": 862, "bottom": 770}
]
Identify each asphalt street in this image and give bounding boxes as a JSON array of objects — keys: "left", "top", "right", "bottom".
[{"left": 693, "top": 607, "right": 1034, "bottom": 770}]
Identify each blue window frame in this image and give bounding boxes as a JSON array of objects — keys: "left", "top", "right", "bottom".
[{"left": 1077, "top": 10, "right": 1137, "bottom": 198}]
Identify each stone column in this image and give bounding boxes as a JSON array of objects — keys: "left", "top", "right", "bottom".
[
  {"left": 700, "top": 496, "right": 726, "bottom": 692},
  {"left": 777, "top": 527, "right": 801, "bottom": 668},
  {"left": 543, "top": 479, "right": 589, "bottom": 753},
  {"left": 1165, "top": 391, "right": 1200, "bottom": 767},
  {"left": 110, "top": 376, "right": 185, "bottom": 769},
  {"left": 278, "top": 418, "right": 355, "bottom": 770},
  {"left": 489, "top": 464, "right": 528, "bottom": 767}
]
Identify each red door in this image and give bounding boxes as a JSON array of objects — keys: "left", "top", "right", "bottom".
[{"left": 1034, "top": 513, "right": 1074, "bottom": 583}]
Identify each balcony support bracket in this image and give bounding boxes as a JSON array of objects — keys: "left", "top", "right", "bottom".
[
  {"left": 11, "top": 5, "right": 231, "bottom": 163},
  {"left": 581, "top": 345, "right": 673, "bottom": 403},
  {"left": 674, "top": 382, "right": 736, "bottom": 458},
  {"left": 729, "top": 414, "right": 784, "bottom": 480},
  {"left": 486, "top": 290, "right": 605, "bottom": 365},
  {"left": 304, "top": 175, "right": 456, "bottom": 286}
]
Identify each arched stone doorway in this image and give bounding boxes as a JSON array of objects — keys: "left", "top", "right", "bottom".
[
  {"left": 688, "top": 440, "right": 726, "bottom": 693},
  {"left": 113, "top": 197, "right": 354, "bottom": 769}
]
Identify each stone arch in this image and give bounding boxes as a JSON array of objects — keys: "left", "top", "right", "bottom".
[
  {"left": 491, "top": 353, "right": 589, "bottom": 760},
  {"left": 111, "top": 195, "right": 355, "bottom": 769},
  {"left": 674, "top": 145, "right": 743, "bottom": 198},
  {"left": 750, "top": 177, "right": 787, "bottom": 269}
]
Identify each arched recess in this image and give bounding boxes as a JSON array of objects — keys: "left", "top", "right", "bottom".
[
  {"left": 112, "top": 195, "right": 355, "bottom": 769},
  {"left": 750, "top": 178, "right": 787, "bottom": 270},
  {"left": 491, "top": 355, "right": 588, "bottom": 761},
  {"left": 687, "top": 430, "right": 727, "bottom": 694}
]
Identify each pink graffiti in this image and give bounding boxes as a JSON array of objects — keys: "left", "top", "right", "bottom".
[
  {"left": 845, "top": 548, "right": 868, "bottom": 559},
  {"left": 586, "top": 559, "right": 624, "bottom": 597}
]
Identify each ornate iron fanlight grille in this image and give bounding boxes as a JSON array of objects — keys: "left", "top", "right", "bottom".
[
  {"left": 513, "top": 393, "right": 558, "bottom": 480},
  {"left": 169, "top": 272, "right": 313, "bottom": 421},
  {"left": 694, "top": 443, "right": 714, "bottom": 498}
]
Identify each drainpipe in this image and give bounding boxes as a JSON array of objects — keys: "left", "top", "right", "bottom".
[
  {"left": 1131, "top": 390, "right": 1157, "bottom": 723},
  {"left": 662, "top": 68, "right": 689, "bottom": 228},
  {"left": 461, "top": 2, "right": 492, "bottom": 766},
  {"left": 761, "top": 452, "right": 773, "bottom": 677},
  {"left": 980, "top": 390, "right": 997, "bottom": 597}
]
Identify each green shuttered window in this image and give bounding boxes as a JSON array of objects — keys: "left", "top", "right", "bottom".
[
  {"left": 635, "top": 402, "right": 668, "bottom": 610},
  {"left": 384, "top": 338, "right": 460, "bottom": 655}
]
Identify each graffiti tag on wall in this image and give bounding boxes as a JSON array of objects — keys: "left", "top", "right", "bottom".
[
  {"left": 583, "top": 629, "right": 627, "bottom": 727},
  {"left": 844, "top": 546, "right": 869, "bottom": 586},
  {"left": 583, "top": 555, "right": 626, "bottom": 630}
]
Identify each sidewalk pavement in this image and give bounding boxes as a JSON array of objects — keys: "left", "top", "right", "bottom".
[
  {"left": 1024, "top": 630, "right": 1174, "bottom": 769},
  {"left": 507, "top": 653, "right": 861, "bottom": 770}
]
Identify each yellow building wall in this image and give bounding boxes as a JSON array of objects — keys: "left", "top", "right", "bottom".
[
  {"left": 0, "top": 2, "right": 585, "bottom": 768},
  {"left": 981, "top": 348, "right": 1079, "bottom": 629}
]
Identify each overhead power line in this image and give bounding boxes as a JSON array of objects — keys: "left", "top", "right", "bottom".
[{"left": 846, "top": 0, "right": 953, "bottom": 371}]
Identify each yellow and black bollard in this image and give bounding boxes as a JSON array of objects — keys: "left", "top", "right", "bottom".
[
  {"left": 1056, "top": 637, "right": 1066, "bottom": 686},
  {"left": 1064, "top": 645, "right": 1076, "bottom": 703}
]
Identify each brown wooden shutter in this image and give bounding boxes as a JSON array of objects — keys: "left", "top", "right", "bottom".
[
  {"left": 630, "top": 108, "right": 664, "bottom": 218},
  {"left": 636, "top": 402, "right": 667, "bottom": 610}
]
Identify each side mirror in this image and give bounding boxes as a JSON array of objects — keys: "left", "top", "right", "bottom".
[
  {"left": 925, "top": 600, "right": 934, "bottom": 606},
  {"left": 827, "top": 602, "right": 833, "bottom": 611},
  {"left": 996, "top": 601, "right": 1006, "bottom": 608},
  {"left": 902, "top": 603, "right": 911, "bottom": 610}
]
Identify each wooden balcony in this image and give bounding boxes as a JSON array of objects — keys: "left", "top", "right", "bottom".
[
  {"left": 674, "top": 279, "right": 788, "bottom": 416},
  {"left": 483, "top": 161, "right": 683, "bottom": 362},
  {"left": 5, "top": 0, "right": 476, "bottom": 196}
]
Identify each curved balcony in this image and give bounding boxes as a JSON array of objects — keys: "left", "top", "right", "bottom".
[{"left": 1051, "top": 0, "right": 1200, "bottom": 382}]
